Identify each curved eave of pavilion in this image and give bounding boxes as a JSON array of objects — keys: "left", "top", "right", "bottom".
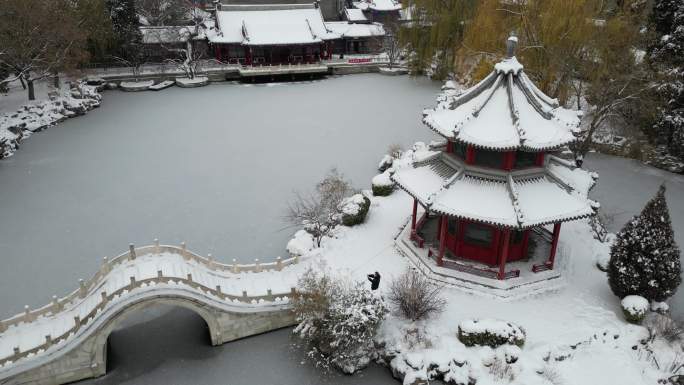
[
  {"left": 391, "top": 154, "right": 599, "bottom": 230},
  {"left": 421, "top": 58, "right": 582, "bottom": 152}
]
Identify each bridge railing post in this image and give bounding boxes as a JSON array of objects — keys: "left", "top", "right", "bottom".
[
  {"left": 51, "top": 295, "right": 60, "bottom": 313},
  {"left": 255, "top": 259, "right": 261, "bottom": 273},
  {"left": 102, "top": 256, "right": 109, "bottom": 274},
  {"left": 186, "top": 273, "right": 193, "bottom": 283},
  {"left": 154, "top": 238, "right": 160, "bottom": 254},
  {"left": 181, "top": 242, "right": 189, "bottom": 261},
  {"left": 101, "top": 291, "right": 107, "bottom": 304},
  {"left": 276, "top": 256, "right": 283, "bottom": 271},
  {"left": 208, "top": 254, "right": 214, "bottom": 270},
  {"left": 45, "top": 334, "right": 52, "bottom": 347},
  {"left": 157, "top": 270, "right": 163, "bottom": 279},
  {"left": 79, "top": 279, "right": 86, "bottom": 298},
  {"left": 0, "top": 321, "right": 5, "bottom": 333},
  {"left": 242, "top": 290, "right": 248, "bottom": 302},
  {"left": 129, "top": 276, "right": 136, "bottom": 287},
  {"left": 74, "top": 315, "right": 80, "bottom": 327},
  {"left": 232, "top": 259, "right": 239, "bottom": 274},
  {"left": 129, "top": 244, "right": 136, "bottom": 260}
]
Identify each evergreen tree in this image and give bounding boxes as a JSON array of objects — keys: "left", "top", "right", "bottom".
[
  {"left": 106, "top": 0, "right": 143, "bottom": 63},
  {"left": 648, "top": 0, "right": 684, "bottom": 159},
  {"left": 607, "top": 185, "right": 681, "bottom": 302}
]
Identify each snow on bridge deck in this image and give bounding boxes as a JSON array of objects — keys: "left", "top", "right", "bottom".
[{"left": 0, "top": 241, "right": 306, "bottom": 381}]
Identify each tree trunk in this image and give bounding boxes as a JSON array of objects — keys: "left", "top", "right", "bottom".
[
  {"left": 53, "top": 73, "right": 60, "bottom": 89},
  {"left": 27, "top": 79, "right": 35, "bottom": 101},
  {"left": 19, "top": 75, "right": 26, "bottom": 90}
]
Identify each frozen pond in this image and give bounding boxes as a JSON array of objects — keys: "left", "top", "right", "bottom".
[{"left": 0, "top": 74, "right": 441, "bottom": 318}]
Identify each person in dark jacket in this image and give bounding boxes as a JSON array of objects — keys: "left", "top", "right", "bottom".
[{"left": 367, "top": 271, "right": 381, "bottom": 290}]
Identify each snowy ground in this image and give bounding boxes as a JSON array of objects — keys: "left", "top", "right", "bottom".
[{"left": 289, "top": 149, "right": 680, "bottom": 384}]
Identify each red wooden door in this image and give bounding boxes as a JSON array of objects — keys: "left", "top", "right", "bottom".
[
  {"left": 506, "top": 230, "right": 529, "bottom": 262},
  {"left": 459, "top": 221, "right": 500, "bottom": 266}
]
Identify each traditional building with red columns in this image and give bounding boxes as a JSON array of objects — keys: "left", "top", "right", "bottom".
[{"left": 392, "top": 36, "right": 598, "bottom": 282}]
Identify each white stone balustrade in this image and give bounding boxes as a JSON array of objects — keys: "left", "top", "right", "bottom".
[{"left": 0, "top": 240, "right": 303, "bottom": 378}]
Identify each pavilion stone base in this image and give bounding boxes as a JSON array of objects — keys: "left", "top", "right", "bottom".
[{"left": 394, "top": 221, "right": 566, "bottom": 300}]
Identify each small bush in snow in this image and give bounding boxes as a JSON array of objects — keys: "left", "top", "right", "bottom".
[
  {"left": 607, "top": 185, "right": 681, "bottom": 302},
  {"left": 621, "top": 295, "right": 649, "bottom": 324},
  {"left": 338, "top": 194, "right": 371, "bottom": 227},
  {"left": 287, "top": 168, "right": 353, "bottom": 247},
  {"left": 372, "top": 171, "right": 394, "bottom": 196},
  {"left": 457, "top": 319, "right": 526, "bottom": 348},
  {"left": 293, "top": 268, "right": 388, "bottom": 374},
  {"left": 387, "top": 143, "right": 403, "bottom": 159},
  {"left": 388, "top": 269, "right": 446, "bottom": 321},
  {"left": 378, "top": 154, "right": 393, "bottom": 172},
  {"left": 645, "top": 313, "right": 683, "bottom": 343}
]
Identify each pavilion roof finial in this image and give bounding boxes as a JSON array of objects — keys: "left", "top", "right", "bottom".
[{"left": 506, "top": 32, "right": 518, "bottom": 58}]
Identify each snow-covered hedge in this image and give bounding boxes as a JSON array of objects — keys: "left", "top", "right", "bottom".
[
  {"left": 457, "top": 319, "right": 526, "bottom": 348},
  {"left": 372, "top": 171, "right": 394, "bottom": 196},
  {"left": 338, "top": 194, "right": 371, "bottom": 227},
  {"left": 621, "top": 295, "right": 649, "bottom": 324}
]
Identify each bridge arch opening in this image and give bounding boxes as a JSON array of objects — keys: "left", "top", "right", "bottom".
[{"left": 92, "top": 296, "right": 221, "bottom": 379}]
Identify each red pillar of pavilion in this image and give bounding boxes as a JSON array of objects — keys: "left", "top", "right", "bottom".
[
  {"left": 548, "top": 223, "right": 562, "bottom": 269},
  {"left": 437, "top": 215, "right": 448, "bottom": 266},
  {"left": 411, "top": 199, "right": 418, "bottom": 234},
  {"left": 497, "top": 229, "right": 511, "bottom": 280}
]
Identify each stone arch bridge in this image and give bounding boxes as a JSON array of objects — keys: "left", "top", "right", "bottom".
[{"left": 0, "top": 241, "right": 302, "bottom": 385}]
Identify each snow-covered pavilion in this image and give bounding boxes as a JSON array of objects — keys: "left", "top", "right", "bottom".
[
  {"left": 207, "top": 3, "right": 338, "bottom": 65},
  {"left": 392, "top": 36, "right": 598, "bottom": 281}
]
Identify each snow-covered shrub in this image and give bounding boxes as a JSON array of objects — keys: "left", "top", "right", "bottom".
[
  {"left": 645, "top": 313, "right": 683, "bottom": 343},
  {"left": 457, "top": 319, "right": 526, "bottom": 348},
  {"left": 621, "top": 295, "right": 649, "bottom": 324},
  {"left": 287, "top": 168, "right": 353, "bottom": 247},
  {"left": 607, "top": 185, "right": 681, "bottom": 302},
  {"left": 388, "top": 269, "right": 446, "bottom": 321},
  {"left": 372, "top": 171, "right": 394, "bottom": 196},
  {"left": 338, "top": 194, "right": 371, "bottom": 227},
  {"left": 293, "top": 268, "right": 388, "bottom": 374}
]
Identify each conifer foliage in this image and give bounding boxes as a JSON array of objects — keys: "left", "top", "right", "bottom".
[{"left": 608, "top": 185, "right": 681, "bottom": 302}]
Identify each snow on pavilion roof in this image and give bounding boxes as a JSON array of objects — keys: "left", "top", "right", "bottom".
[
  {"left": 422, "top": 55, "right": 582, "bottom": 151},
  {"left": 324, "top": 22, "right": 385, "bottom": 38},
  {"left": 391, "top": 152, "right": 598, "bottom": 229},
  {"left": 352, "top": 0, "right": 402, "bottom": 12},
  {"left": 210, "top": 4, "right": 338, "bottom": 46}
]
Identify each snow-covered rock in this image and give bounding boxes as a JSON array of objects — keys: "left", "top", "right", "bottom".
[
  {"left": 286, "top": 230, "right": 315, "bottom": 257},
  {"left": 651, "top": 301, "right": 670, "bottom": 314},
  {"left": 378, "top": 154, "right": 394, "bottom": 172},
  {"left": 621, "top": 295, "right": 649, "bottom": 324},
  {"left": 457, "top": 319, "right": 526, "bottom": 348},
  {"left": 175, "top": 76, "right": 209, "bottom": 88},
  {"left": 0, "top": 82, "right": 101, "bottom": 159}
]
